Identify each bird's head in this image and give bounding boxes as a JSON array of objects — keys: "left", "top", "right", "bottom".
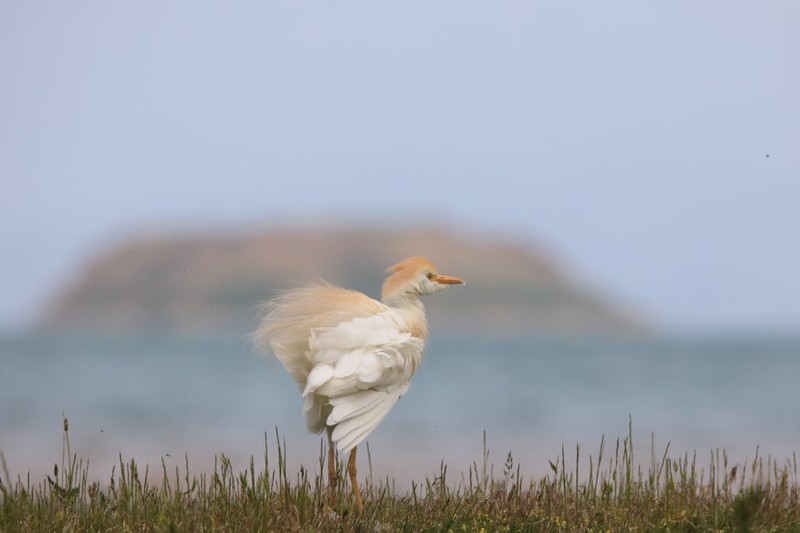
[{"left": 381, "top": 256, "right": 464, "bottom": 302}]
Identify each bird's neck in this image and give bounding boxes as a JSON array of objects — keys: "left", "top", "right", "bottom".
[{"left": 384, "top": 294, "right": 428, "bottom": 341}]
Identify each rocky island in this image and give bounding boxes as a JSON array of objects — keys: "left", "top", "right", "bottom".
[{"left": 41, "top": 226, "right": 645, "bottom": 337}]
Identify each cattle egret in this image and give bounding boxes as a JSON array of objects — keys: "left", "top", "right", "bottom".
[{"left": 252, "top": 256, "right": 464, "bottom": 511}]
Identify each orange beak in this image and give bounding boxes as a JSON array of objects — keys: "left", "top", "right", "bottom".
[{"left": 432, "top": 274, "right": 465, "bottom": 285}]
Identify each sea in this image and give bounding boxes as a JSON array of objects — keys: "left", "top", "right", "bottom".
[{"left": 1, "top": 334, "right": 798, "bottom": 489}]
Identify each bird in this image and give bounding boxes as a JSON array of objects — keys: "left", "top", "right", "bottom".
[{"left": 252, "top": 256, "right": 464, "bottom": 511}]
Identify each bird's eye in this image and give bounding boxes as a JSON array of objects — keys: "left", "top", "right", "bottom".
[{"left": 426, "top": 272, "right": 434, "bottom": 280}]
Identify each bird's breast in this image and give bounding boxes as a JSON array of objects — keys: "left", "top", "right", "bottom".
[{"left": 387, "top": 304, "right": 429, "bottom": 343}]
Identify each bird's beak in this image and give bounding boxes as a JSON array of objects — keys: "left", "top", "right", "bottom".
[{"left": 433, "top": 274, "right": 465, "bottom": 285}]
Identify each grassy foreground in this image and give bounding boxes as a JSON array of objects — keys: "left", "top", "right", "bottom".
[{"left": 1, "top": 419, "right": 798, "bottom": 532}]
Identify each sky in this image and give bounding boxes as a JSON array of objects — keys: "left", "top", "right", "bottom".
[{"left": 1, "top": 1, "right": 799, "bottom": 334}]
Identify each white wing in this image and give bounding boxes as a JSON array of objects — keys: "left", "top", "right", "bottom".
[
  {"left": 303, "top": 313, "right": 425, "bottom": 454},
  {"left": 252, "top": 282, "right": 386, "bottom": 388}
]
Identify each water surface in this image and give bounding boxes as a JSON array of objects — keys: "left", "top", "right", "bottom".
[{"left": 1, "top": 335, "right": 797, "bottom": 488}]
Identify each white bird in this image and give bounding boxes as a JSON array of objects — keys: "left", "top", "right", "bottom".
[{"left": 252, "top": 256, "right": 464, "bottom": 511}]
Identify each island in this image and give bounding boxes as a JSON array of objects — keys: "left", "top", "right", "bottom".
[{"left": 40, "top": 226, "right": 646, "bottom": 337}]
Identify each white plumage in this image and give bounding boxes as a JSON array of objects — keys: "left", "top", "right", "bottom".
[
  {"left": 252, "top": 256, "right": 463, "bottom": 511},
  {"left": 303, "top": 313, "right": 424, "bottom": 453}
]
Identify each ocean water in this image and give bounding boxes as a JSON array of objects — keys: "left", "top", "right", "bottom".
[{"left": 1, "top": 335, "right": 798, "bottom": 489}]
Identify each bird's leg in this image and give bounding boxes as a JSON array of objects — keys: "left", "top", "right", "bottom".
[
  {"left": 326, "top": 428, "right": 338, "bottom": 507},
  {"left": 347, "top": 446, "right": 363, "bottom": 513}
]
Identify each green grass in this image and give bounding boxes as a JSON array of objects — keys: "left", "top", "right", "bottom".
[{"left": 1, "top": 418, "right": 798, "bottom": 532}]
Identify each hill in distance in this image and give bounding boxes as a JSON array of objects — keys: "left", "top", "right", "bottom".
[{"left": 41, "top": 225, "right": 647, "bottom": 337}]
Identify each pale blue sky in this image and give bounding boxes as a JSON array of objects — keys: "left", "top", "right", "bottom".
[{"left": 1, "top": 1, "right": 799, "bottom": 333}]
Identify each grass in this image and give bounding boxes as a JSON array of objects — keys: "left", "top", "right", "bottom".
[{"left": 1, "top": 418, "right": 798, "bottom": 532}]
